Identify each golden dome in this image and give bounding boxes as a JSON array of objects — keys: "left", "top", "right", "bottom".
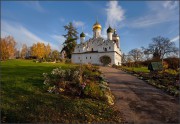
[{"left": 93, "top": 21, "right": 102, "bottom": 30}]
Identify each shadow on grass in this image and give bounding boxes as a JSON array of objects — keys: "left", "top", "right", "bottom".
[
  {"left": 1, "top": 61, "right": 122, "bottom": 123},
  {"left": 1, "top": 86, "right": 120, "bottom": 123}
]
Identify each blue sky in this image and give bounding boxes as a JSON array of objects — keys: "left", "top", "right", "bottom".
[{"left": 1, "top": 1, "right": 179, "bottom": 54}]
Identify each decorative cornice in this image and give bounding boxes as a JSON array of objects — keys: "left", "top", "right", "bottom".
[{"left": 72, "top": 51, "right": 121, "bottom": 56}]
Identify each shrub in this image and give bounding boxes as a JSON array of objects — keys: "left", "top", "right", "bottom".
[
  {"left": 43, "top": 65, "right": 114, "bottom": 104},
  {"left": 112, "top": 64, "right": 118, "bottom": 68},
  {"left": 164, "top": 57, "right": 179, "bottom": 70},
  {"left": 163, "top": 61, "right": 169, "bottom": 70},
  {"left": 164, "top": 69, "right": 178, "bottom": 75},
  {"left": 43, "top": 67, "right": 80, "bottom": 91},
  {"left": 25, "top": 56, "right": 37, "bottom": 59},
  {"left": 99, "top": 56, "right": 111, "bottom": 66},
  {"left": 84, "top": 82, "right": 104, "bottom": 99},
  {"left": 65, "top": 59, "right": 71, "bottom": 64}
]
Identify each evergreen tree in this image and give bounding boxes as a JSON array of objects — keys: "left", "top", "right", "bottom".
[{"left": 62, "top": 22, "right": 78, "bottom": 59}]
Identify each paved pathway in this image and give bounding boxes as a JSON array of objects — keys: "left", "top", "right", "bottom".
[{"left": 100, "top": 67, "right": 179, "bottom": 124}]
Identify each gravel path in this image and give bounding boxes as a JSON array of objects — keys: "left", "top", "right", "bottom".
[{"left": 100, "top": 66, "right": 179, "bottom": 124}]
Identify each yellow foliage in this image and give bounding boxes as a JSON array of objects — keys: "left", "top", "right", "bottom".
[
  {"left": 0, "top": 36, "right": 16, "bottom": 60},
  {"left": 31, "top": 42, "right": 51, "bottom": 59},
  {"left": 163, "top": 61, "right": 168, "bottom": 69},
  {"left": 20, "top": 44, "right": 28, "bottom": 58}
]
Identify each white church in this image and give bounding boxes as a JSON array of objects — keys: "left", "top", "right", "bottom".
[{"left": 71, "top": 21, "right": 122, "bottom": 65}]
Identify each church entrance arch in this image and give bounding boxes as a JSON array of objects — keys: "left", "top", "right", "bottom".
[{"left": 99, "top": 55, "right": 111, "bottom": 66}]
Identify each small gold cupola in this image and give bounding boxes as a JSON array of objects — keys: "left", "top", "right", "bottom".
[
  {"left": 93, "top": 21, "right": 102, "bottom": 30},
  {"left": 93, "top": 20, "right": 102, "bottom": 38}
]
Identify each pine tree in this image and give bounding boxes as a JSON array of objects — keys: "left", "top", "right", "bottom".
[{"left": 62, "top": 22, "right": 78, "bottom": 59}]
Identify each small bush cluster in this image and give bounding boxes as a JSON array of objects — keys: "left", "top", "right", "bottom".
[
  {"left": 123, "top": 57, "right": 179, "bottom": 70},
  {"left": 99, "top": 56, "right": 111, "bottom": 66},
  {"left": 33, "top": 58, "right": 63, "bottom": 63},
  {"left": 65, "top": 59, "right": 71, "bottom": 64},
  {"left": 43, "top": 67, "right": 80, "bottom": 93},
  {"left": 43, "top": 65, "right": 114, "bottom": 105}
]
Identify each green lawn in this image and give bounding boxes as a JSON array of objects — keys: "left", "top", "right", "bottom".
[
  {"left": 1, "top": 59, "right": 121, "bottom": 123},
  {"left": 120, "top": 66, "right": 150, "bottom": 73}
]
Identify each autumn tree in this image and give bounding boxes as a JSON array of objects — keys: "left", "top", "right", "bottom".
[
  {"left": 31, "top": 43, "right": 37, "bottom": 58},
  {"left": 45, "top": 43, "right": 51, "bottom": 59},
  {"left": 62, "top": 22, "right": 78, "bottom": 59},
  {"left": 30, "top": 42, "right": 52, "bottom": 59},
  {"left": 20, "top": 44, "right": 28, "bottom": 58},
  {"left": 0, "top": 38, "right": 9, "bottom": 60},
  {"left": 0, "top": 36, "right": 16, "bottom": 60},
  {"left": 51, "top": 50, "right": 60, "bottom": 61}
]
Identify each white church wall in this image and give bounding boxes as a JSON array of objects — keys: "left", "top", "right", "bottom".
[
  {"left": 114, "top": 52, "right": 121, "bottom": 65},
  {"left": 72, "top": 52, "right": 117, "bottom": 65}
]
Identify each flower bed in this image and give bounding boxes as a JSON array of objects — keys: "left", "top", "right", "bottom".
[{"left": 43, "top": 64, "right": 115, "bottom": 105}]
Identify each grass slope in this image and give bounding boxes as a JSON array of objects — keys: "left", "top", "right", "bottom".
[
  {"left": 1, "top": 59, "right": 122, "bottom": 123},
  {"left": 121, "top": 66, "right": 150, "bottom": 73}
]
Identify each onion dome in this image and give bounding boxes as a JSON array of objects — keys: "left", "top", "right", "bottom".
[
  {"left": 107, "top": 26, "right": 113, "bottom": 33},
  {"left": 80, "top": 32, "right": 85, "bottom": 37},
  {"left": 93, "top": 21, "right": 102, "bottom": 30},
  {"left": 113, "top": 29, "right": 118, "bottom": 37}
]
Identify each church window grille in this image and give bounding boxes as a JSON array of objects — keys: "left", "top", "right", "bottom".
[
  {"left": 109, "top": 47, "right": 111, "bottom": 49},
  {"left": 90, "top": 57, "right": 91, "bottom": 59},
  {"left": 86, "top": 57, "right": 87, "bottom": 59},
  {"left": 92, "top": 48, "right": 93, "bottom": 51}
]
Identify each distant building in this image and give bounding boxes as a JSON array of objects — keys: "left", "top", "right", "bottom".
[
  {"left": 72, "top": 21, "right": 122, "bottom": 65},
  {"left": 61, "top": 50, "right": 66, "bottom": 59}
]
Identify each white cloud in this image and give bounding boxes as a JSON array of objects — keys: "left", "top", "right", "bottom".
[
  {"left": 105, "top": 1, "right": 125, "bottom": 28},
  {"left": 51, "top": 35, "right": 65, "bottom": 43},
  {"left": 51, "top": 34, "right": 65, "bottom": 50},
  {"left": 129, "top": 1, "right": 178, "bottom": 28},
  {"left": 171, "top": 35, "right": 179, "bottom": 42},
  {"left": 22, "top": 1, "right": 45, "bottom": 12},
  {"left": 163, "top": 1, "right": 178, "bottom": 10},
  {"left": 1, "top": 20, "right": 58, "bottom": 50},
  {"left": 85, "top": 33, "right": 92, "bottom": 38},
  {"left": 73, "top": 20, "right": 85, "bottom": 28},
  {"left": 33, "top": 1, "right": 44, "bottom": 12},
  {"left": 102, "top": 1, "right": 125, "bottom": 38}
]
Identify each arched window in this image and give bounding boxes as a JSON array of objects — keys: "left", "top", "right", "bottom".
[
  {"left": 92, "top": 48, "right": 93, "bottom": 51},
  {"left": 104, "top": 48, "right": 107, "bottom": 52}
]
